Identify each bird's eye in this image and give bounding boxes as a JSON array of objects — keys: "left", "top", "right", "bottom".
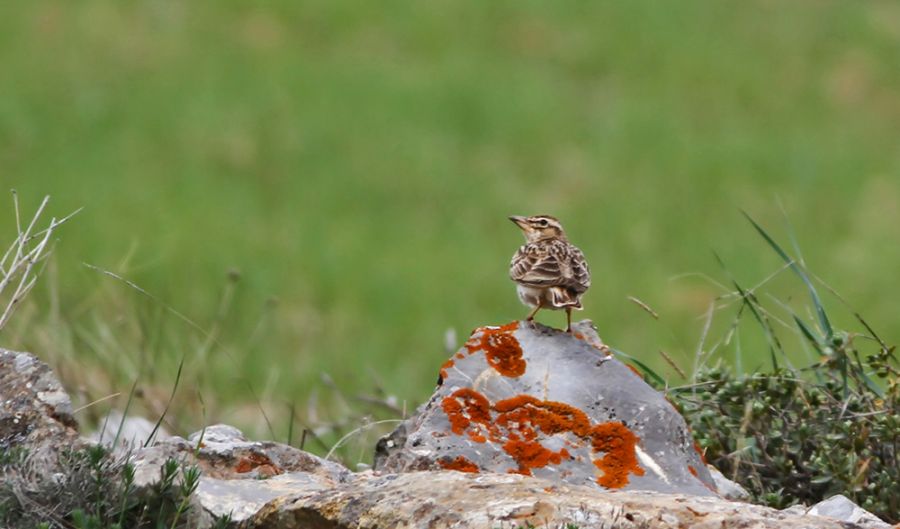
[{"left": 537, "top": 219, "right": 548, "bottom": 227}]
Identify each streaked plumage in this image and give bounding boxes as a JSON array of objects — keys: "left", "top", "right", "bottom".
[{"left": 508, "top": 215, "right": 590, "bottom": 332}]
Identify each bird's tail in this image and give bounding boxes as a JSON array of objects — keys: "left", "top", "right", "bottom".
[{"left": 548, "top": 286, "right": 583, "bottom": 309}]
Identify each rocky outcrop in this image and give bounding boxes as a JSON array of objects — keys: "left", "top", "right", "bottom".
[
  {"left": 0, "top": 348, "right": 83, "bottom": 460},
  {"left": 2, "top": 347, "right": 892, "bottom": 529},
  {"left": 376, "top": 321, "right": 715, "bottom": 496}
]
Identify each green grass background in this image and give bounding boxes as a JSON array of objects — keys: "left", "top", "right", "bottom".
[{"left": 2, "top": 1, "right": 899, "bottom": 455}]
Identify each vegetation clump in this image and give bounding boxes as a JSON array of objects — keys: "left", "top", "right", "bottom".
[
  {"left": 0, "top": 443, "right": 216, "bottom": 529},
  {"left": 668, "top": 217, "right": 899, "bottom": 523}
]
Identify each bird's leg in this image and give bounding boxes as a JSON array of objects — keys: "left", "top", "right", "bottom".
[
  {"left": 525, "top": 301, "right": 542, "bottom": 328},
  {"left": 565, "top": 307, "right": 573, "bottom": 333}
]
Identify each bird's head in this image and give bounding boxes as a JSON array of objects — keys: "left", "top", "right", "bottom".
[{"left": 509, "top": 215, "right": 567, "bottom": 242}]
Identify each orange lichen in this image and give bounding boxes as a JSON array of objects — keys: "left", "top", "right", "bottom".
[
  {"left": 495, "top": 395, "right": 592, "bottom": 438},
  {"left": 467, "top": 430, "right": 487, "bottom": 443},
  {"left": 439, "top": 359, "right": 455, "bottom": 380},
  {"left": 439, "top": 455, "right": 480, "bottom": 473},
  {"left": 693, "top": 440, "right": 708, "bottom": 464},
  {"left": 441, "top": 388, "right": 492, "bottom": 435},
  {"left": 625, "top": 363, "right": 643, "bottom": 378},
  {"left": 502, "top": 438, "right": 570, "bottom": 475},
  {"left": 688, "top": 465, "right": 698, "bottom": 477},
  {"left": 440, "top": 390, "right": 645, "bottom": 486},
  {"left": 234, "top": 453, "right": 281, "bottom": 475},
  {"left": 235, "top": 459, "right": 254, "bottom": 473},
  {"left": 590, "top": 422, "right": 645, "bottom": 488},
  {"left": 464, "top": 322, "right": 526, "bottom": 377},
  {"left": 484, "top": 333, "right": 526, "bottom": 377}
]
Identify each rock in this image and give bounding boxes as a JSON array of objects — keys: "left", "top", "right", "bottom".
[
  {"left": 130, "top": 424, "right": 350, "bottom": 486},
  {"left": 88, "top": 409, "right": 170, "bottom": 452},
  {"left": 807, "top": 495, "right": 890, "bottom": 528},
  {"left": 375, "top": 321, "right": 715, "bottom": 496},
  {"left": 706, "top": 464, "right": 750, "bottom": 501},
  {"left": 196, "top": 471, "right": 336, "bottom": 525},
  {"left": 250, "top": 470, "right": 852, "bottom": 529},
  {"left": 189, "top": 423, "right": 245, "bottom": 444},
  {"left": 128, "top": 424, "right": 350, "bottom": 524},
  {"left": 0, "top": 349, "right": 82, "bottom": 461}
]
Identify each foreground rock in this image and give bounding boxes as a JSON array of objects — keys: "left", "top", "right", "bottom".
[
  {"left": 251, "top": 470, "right": 852, "bottom": 529},
  {"left": 376, "top": 321, "right": 715, "bottom": 496}
]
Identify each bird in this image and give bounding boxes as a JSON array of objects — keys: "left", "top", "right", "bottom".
[{"left": 508, "top": 215, "right": 591, "bottom": 333}]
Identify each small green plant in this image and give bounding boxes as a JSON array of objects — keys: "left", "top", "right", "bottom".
[
  {"left": 0, "top": 443, "right": 202, "bottom": 529},
  {"left": 669, "top": 214, "right": 898, "bottom": 523}
]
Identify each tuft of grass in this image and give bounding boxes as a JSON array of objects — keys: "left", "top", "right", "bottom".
[
  {"left": 0, "top": 192, "right": 79, "bottom": 331},
  {"left": 0, "top": 443, "right": 201, "bottom": 529},
  {"left": 668, "top": 216, "right": 899, "bottom": 523}
]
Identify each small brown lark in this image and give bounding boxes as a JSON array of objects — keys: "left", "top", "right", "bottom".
[{"left": 509, "top": 215, "right": 591, "bottom": 332}]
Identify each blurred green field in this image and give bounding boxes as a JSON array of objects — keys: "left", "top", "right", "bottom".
[{"left": 2, "top": 1, "right": 899, "bottom": 457}]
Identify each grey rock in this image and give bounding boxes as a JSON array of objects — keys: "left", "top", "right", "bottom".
[
  {"left": 88, "top": 409, "right": 170, "bottom": 452},
  {"left": 0, "top": 349, "right": 82, "bottom": 461},
  {"left": 706, "top": 464, "right": 750, "bottom": 501},
  {"left": 376, "top": 320, "right": 716, "bottom": 496},
  {"left": 196, "top": 472, "right": 335, "bottom": 525},
  {"left": 129, "top": 424, "right": 350, "bottom": 488},
  {"left": 807, "top": 495, "right": 890, "bottom": 528},
  {"left": 250, "top": 470, "right": 852, "bottom": 529},
  {"left": 189, "top": 423, "right": 246, "bottom": 444}
]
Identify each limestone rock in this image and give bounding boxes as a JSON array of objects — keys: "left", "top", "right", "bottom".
[
  {"left": 375, "top": 321, "right": 715, "bottom": 496},
  {"left": 88, "top": 409, "right": 171, "bottom": 452},
  {"left": 808, "top": 495, "right": 890, "bottom": 528},
  {"left": 130, "top": 424, "right": 350, "bottom": 486},
  {"left": 0, "top": 349, "right": 82, "bottom": 460},
  {"left": 197, "top": 471, "right": 336, "bottom": 525},
  {"left": 706, "top": 464, "right": 750, "bottom": 501},
  {"left": 128, "top": 424, "right": 350, "bottom": 523},
  {"left": 251, "top": 470, "right": 852, "bottom": 529}
]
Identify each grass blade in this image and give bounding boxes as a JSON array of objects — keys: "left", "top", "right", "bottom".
[
  {"left": 144, "top": 355, "right": 184, "bottom": 448},
  {"left": 741, "top": 210, "right": 833, "bottom": 339},
  {"left": 714, "top": 251, "right": 782, "bottom": 370},
  {"left": 793, "top": 314, "right": 823, "bottom": 352},
  {"left": 612, "top": 348, "right": 667, "bottom": 387}
]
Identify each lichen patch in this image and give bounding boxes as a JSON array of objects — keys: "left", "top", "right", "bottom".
[
  {"left": 464, "top": 322, "right": 526, "bottom": 377},
  {"left": 440, "top": 388, "right": 644, "bottom": 487},
  {"left": 439, "top": 455, "right": 480, "bottom": 473}
]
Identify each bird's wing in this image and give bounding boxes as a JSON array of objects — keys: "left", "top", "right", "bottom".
[
  {"left": 510, "top": 245, "right": 565, "bottom": 287},
  {"left": 568, "top": 246, "right": 591, "bottom": 292}
]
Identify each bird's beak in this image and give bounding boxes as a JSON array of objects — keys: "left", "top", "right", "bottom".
[{"left": 509, "top": 215, "right": 528, "bottom": 229}]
